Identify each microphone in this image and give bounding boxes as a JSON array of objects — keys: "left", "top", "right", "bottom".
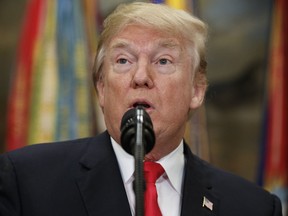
[
  {"left": 120, "top": 106, "right": 155, "bottom": 155},
  {"left": 121, "top": 106, "right": 155, "bottom": 216}
]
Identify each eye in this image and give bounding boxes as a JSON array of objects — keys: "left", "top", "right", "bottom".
[
  {"left": 113, "top": 56, "right": 133, "bottom": 73},
  {"left": 154, "top": 57, "right": 176, "bottom": 74},
  {"left": 117, "top": 58, "right": 128, "bottom": 64},
  {"left": 157, "top": 58, "right": 172, "bottom": 65}
]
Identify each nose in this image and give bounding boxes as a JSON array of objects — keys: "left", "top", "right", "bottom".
[{"left": 131, "top": 59, "right": 154, "bottom": 89}]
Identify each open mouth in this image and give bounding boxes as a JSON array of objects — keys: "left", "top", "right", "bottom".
[{"left": 133, "top": 102, "right": 151, "bottom": 109}]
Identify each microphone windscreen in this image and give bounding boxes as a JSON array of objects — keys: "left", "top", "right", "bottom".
[{"left": 120, "top": 106, "right": 155, "bottom": 155}]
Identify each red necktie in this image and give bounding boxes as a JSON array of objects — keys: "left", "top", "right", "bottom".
[{"left": 144, "top": 161, "right": 165, "bottom": 216}]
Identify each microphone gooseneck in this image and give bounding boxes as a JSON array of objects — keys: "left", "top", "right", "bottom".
[{"left": 120, "top": 106, "right": 155, "bottom": 155}]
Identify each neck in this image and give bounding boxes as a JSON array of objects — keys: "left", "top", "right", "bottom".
[{"left": 144, "top": 138, "right": 182, "bottom": 161}]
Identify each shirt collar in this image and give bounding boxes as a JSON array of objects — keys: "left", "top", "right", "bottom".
[
  {"left": 111, "top": 137, "right": 185, "bottom": 194},
  {"left": 111, "top": 138, "right": 135, "bottom": 183},
  {"left": 157, "top": 141, "right": 184, "bottom": 195}
]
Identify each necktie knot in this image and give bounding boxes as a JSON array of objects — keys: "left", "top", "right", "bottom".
[{"left": 144, "top": 161, "right": 165, "bottom": 183}]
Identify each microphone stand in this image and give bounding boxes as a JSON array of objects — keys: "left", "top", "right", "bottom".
[
  {"left": 121, "top": 106, "right": 154, "bottom": 216},
  {"left": 134, "top": 108, "right": 145, "bottom": 216}
]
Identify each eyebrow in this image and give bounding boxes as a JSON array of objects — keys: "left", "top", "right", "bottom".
[
  {"left": 110, "top": 38, "right": 181, "bottom": 50},
  {"left": 110, "top": 40, "right": 130, "bottom": 49},
  {"left": 157, "top": 39, "right": 181, "bottom": 49}
]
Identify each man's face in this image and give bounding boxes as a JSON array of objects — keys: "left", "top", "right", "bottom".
[{"left": 97, "top": 24, "right": 205, "bottom": 155}]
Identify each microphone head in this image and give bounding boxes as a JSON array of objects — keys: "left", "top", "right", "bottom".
[{"left": 120, "top": 106, "right": 155, "bottom": 155}]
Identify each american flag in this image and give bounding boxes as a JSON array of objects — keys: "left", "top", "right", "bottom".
[{"left": 203, "top": 196, "right": 213, "bottom": 211}]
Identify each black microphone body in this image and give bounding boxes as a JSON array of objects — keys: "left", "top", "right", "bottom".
[{"left": 120, "top": 106, "right": 155, "bottom": 156}]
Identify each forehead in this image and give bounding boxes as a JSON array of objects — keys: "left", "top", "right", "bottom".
[{"left": 108, "top": 24, "right": 184, "bottom": 52}]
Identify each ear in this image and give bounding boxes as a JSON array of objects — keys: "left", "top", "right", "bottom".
[
  {"left": 189, "top": 73, "right": 207, "bottom": 109},
  {"left": 96, "top": 80, "right": 105, "bottom": 108}
]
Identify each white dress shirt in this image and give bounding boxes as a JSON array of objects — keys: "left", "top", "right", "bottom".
[{"left": 111, "top": 138, "right": 185, "bottom": 216}]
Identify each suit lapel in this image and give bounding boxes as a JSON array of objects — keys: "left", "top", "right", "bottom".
[
  {"left": 75, "top": 131, "right": 132, "bottom": 216},
  {"left": 181, "top": 144, "right": 219, "bottom": 216}
]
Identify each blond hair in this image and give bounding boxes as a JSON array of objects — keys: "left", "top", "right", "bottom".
[{"left": 93, "top": 2, "right": 208, "bottom": 90}]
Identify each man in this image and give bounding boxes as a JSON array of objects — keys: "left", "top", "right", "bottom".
[{"left": 0, "top": 2, "right": 282, "bottom": 216}]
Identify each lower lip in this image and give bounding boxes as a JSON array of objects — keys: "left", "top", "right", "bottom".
[{"left": 129, "top": 106, "right": 153, "bottom": 113}]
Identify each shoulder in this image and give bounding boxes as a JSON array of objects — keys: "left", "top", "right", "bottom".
[
  {"left": 6, "top": 137, "right": 92, "bottom": 163},
  {"left": 184, "top": 144, "right": 272, "bottom": 196},
  {"left": 191, "top": 153, "right": 282, "bottom": 215},
  {"left": 2, "top": 131, "right": 110, "bottom": 170},
  {"left": 193, "top": 154, "right": 266, "bottom": 193}
]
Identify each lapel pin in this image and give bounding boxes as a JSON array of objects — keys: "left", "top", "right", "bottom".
[{"left": 202, "top": 196, "right": 213, "bottom": 211}]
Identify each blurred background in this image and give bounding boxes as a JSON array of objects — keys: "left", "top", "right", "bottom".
[{"left": 0, "top": 0, "right": 287, "bottom": 213}]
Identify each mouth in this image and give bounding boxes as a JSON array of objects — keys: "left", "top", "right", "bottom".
[{"left": 132, "top": 101, "right": 152, "bottom": 110}]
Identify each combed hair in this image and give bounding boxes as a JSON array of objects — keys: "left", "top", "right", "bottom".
[{"left": 92, "top": 2, "right": 208, "bottom": 91}]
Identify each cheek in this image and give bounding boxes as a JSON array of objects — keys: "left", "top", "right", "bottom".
[
  {"left": 161, "top": 75, "right": 193, "bottom": 105},
  {"left": 102, "top": 73, "right": 131, "bottom": 108},
  {"left": 154, "top": 83, "right": 191, "bottom": 126},
  {"left": 101, "top": 64, "right": 128, "bottom": 97}
]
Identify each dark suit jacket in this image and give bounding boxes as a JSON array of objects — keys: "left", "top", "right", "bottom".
[{"left": 0, "top": 131, "right": 282, "bottom": 216}]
